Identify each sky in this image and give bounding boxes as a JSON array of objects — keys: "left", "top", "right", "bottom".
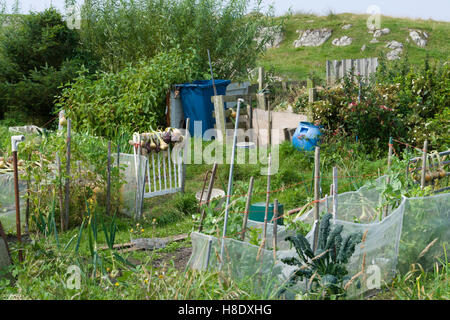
[{"left": 3, "top": 0, "right": 450, "bottom": 22}]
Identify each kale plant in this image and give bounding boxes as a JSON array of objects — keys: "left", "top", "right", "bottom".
[{"left": 280, "top": 213, "right": 363, "bottom": 298}]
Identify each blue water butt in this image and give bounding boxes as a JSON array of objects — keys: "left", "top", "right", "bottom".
[
  {"left": 177, "top": 80, "right": 230, "bottom": 138},
  {"left": 292, "top": 122, "right": 322, "bottom": 151}
]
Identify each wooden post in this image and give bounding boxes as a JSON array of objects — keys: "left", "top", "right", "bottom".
[
  {"left": 273, "top": 198, "right": 278, "bottom": 260},
  {"left": 106, "top": 141, "right": 111, "bottom": 216},
  {"left": 312, "top": 146, "right": 320, "bottom": 252},
  {"left": 198, "top": 162, "right": 218, "bottom": 232},
  {"left": 25, "top": 154, "right": 31, "bottom": 234},
  {"left": 12, "top": 150, "right": 22, "bottom": 263},
  {"left": 240, "top": 176, "right": 254, "bottom": 241},
  {"left": 332, "top": 167, "right": 338, "bottom": 220},
  {"left": 384, "top": 137, "right": 393, "bottom": 217},
  {"left": 11, "top": 135, "right": 24, "bottom": 263},
  {"left": 65, "top": 119, "right": 71, "bottom": 229},
  {"left": 181, "top": 118, "right": 190, "bottom": 193},
  {"left": 258, "top": 67, "right": 264, "bottom": 92},
  {"left": 212, "top": 96, "right": 226, "bottom": 142},
  {"left": 56, "top": 154, "right": 64, "bottom": 231},
  {"left": 268, "top": 98, "right": 272, "bottom": 146},
  {"left": 420, "top": 140, "right": 428, "bottom": 189},
  {"left": 262, "top": 153, "right": 272, "bottom": 250}
]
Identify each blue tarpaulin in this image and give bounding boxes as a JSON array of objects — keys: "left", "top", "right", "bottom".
[{"left": 177, "top": 80, "right": 230, "bottom": 138}]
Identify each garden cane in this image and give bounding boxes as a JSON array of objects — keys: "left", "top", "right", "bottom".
[
  {"left": 220, "top": 98, "right": 244, "bottom": 269},
  {"left": 11, "top": 135, "right": 25, "bottom": 262}
]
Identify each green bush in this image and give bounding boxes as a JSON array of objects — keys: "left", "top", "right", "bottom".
[
  {"left": 0, "top": 8, "right": 83, "bottom": 124},
  {"left": 58, "top": 48, "right": 198, "bottom": 139},
  {"left": 79, "top": 0, "right": 279, "bottom": 78},
  {"left": 306, "top": 58, "right": 449, "bottom": 152},
  {"left": 174, "top": 192, "right": 199, "bottom": 216}
]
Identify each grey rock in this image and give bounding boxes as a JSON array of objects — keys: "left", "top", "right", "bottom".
[
  {"left": 409, "top": 29, "right": 428, "bottom": 47},
  {"left": 255, "top": 26, "right": 284, "bottom": 49},
  {"left": 370, "top": 38, "right": 379, "bottom": 44},
  {"left": 342, "top": 24, "right": 353, "bottom": 30},
  {"left": 361, "top": 44, "right": 367, "bottom": 52},
  {"left": 373, "top": 28, "right": 390, "bottom": 37},
  {"left": 293, "top": 28, "right": 333, "bottom": 47},
  {"left": 387, "top": 48, "right": 403, "bottom": 60},
  {"left": 386, "top": 40, "right": 403, "bottom": 50},
  {"left": 332, "top": 36, "right": 353, "bottom": 46}
]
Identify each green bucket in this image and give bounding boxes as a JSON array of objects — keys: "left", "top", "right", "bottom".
[{"left": 249, "top": 202, "right": 284, "bottom": 225}]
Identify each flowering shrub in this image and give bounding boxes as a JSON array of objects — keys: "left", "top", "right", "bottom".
[{"left": 296, "top": 59, "right": 449, "bottom": 152}]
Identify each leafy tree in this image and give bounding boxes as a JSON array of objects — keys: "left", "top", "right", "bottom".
[
  {"left": 0, "top": 8, "right": 84, "bottom": 123},
  {"left": 79, "top": 0, "right": 279, "bottom": 78}
]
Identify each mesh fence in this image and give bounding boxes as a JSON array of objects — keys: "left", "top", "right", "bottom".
[
  {"left": 0, "top": 173, "right": 26, "bottom": 233},
  {"left": 114, "top": 153, "right": 147, "bottom": 219},
  {"left": 187, "top": 176, "right": 449, "bottom": 299}
]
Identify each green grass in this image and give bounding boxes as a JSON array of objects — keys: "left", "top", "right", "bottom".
[
  {"left": 258, "top": 13, "right": 450, "bottom": 80},
  {"left": 0, "top": 131, "right": 446, "bottom": 300}
]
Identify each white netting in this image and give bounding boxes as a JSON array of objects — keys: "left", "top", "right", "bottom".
[
  {"left": 114, "top": 153, "right": 147, "bottom": 219},
  {"left": 187, "top": 176, "right": 449, "bottom": 299},
  {"left": 0, "top": 173, "right": 27, "bottom": 233}
]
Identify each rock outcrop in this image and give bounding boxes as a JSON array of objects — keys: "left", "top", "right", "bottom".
[
  {"left": 332, "top": 36, "right": 353, "bottom": 46},
  {"left": 293, "top": 28, "right": 332, "bottom": 47},
  {"left": 256, "top": 26, "right": 284, "bottom": 49},
  {"left": 386, "top": 41, "right": 404, "bottom": 60},
  {"left": 409, "top": 29, "right": 428, "bottom": 47}
]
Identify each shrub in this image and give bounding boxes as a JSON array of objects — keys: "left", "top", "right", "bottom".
[
  {"left": 79, "top": 0, "right": 279, "bottom": 78},
  {"left": 306, "top": 58, "right": 449, "bottom": 152},
  {"left": 174, "top": 192, "right": 199, "bottom": 216},
  {"left": 58, "top": 48, "right": 198, "bottom": 139},
  {"left": 0, "top": 8, "right": 82, "bottom": 123}
]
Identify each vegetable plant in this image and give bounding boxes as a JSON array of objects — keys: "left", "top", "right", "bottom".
[{"left": 280, "top": 213, "right": 363, "bottom": 298}]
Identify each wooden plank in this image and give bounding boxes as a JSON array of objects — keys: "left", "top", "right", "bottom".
[
  {"left": 211, "top": 94, "right": 256, "bottom": 103},
  {"left": 99, "top": 233, "right": 189, "bottom": 252},
  {"left": 212, "top": 96, "right": 226, "bottom": 142}
]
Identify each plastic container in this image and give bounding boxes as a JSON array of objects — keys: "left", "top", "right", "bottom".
[
  {"left": 177, "top": 80, "right": 230, "bottom": 138},
  {"left": 249, "top": 202, "right": 284, "bottom": 225},
  {"left": 292, "top": 122, "right": 322, "bottom": 151}
]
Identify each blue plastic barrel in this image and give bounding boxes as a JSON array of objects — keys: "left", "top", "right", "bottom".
[
  {"left": 292, "top": 122, "right": 322, "bottom": 151},
  {"left": 177, "top": 80, "right": 230, "bottom": 138}
]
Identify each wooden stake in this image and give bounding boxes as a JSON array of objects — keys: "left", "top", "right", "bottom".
[
  {"left": 420, "top": 140, "right": 428, "bottom": 189},
  {"left": 332, "top": 167, "right": 338, "bottom": 220},
  {"left": 384, "top": 137, "right": 393, "bottom": 217},
  {"left": 181, "top": 118, "right": 190, "bottom": 193},
  {"left": 65, "top": 119, "right": 71, "bottom": 229},
  {"left": 262, "top": 153, "right": 272, "bottom": 249},
  {"left": 258, "top": 67, "right": 264, "bottom": 92},
  {"left": 107, "top": 141, "right": 111, "bottom": 216},
  {"left": 312, "top": 146, "right": 320, "bottom": 252},
  {"left": 273, "top": 198, "right": 279, "bottom": 260},
  {"left": 56, "top": 154, "right": 64, "bottom": 231},
  {"left": 25, "top": 154, "right": 31, "bottom": 234},
  {"left": 240, "top": 176, "right": 254, "bottom": 241},
  {"left": 198, "top": 162, "right": 218, "bottom": 232},
  {"left": 12, "top": 150, "right": 22, "bottom": 263}
]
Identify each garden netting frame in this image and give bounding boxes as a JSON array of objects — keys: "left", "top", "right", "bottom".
[{"left": 187, "top": 176, "right": 449, "bottom": 299}]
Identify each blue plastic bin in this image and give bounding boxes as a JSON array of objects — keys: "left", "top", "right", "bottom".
[
  {"left": 292, "top": 122, "right": 322, "bottom": 151},
  {"left": 177, "top": 80, "right": 230, "bottom": 138}
]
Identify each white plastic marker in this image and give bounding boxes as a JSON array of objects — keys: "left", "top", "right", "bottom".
[{"left": 220, "top": 98, "right": 244, "bottom": 269}]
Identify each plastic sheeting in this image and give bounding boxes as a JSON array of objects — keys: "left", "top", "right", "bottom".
[
  {"left": 114, "top": 153, "right": 147, "bottom": 219},
  {"left": 187, "top": 176, "right": 449, "bottom": 299},
  {"left": 0, "top": 173, "right": 26, "bottom": 233}
]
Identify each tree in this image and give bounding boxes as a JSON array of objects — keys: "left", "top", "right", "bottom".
[{"left": 0, "top": 8, "right": 82, "bottom": 123}]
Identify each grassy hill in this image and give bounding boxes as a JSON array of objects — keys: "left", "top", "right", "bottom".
[{"left": 258, "top": 13, "right": 450, "bottom": 80}]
